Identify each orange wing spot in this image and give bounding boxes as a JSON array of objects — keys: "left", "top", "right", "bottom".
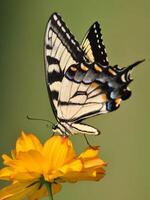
[
  {"left": 115, "top": 98, "right": 121, "bottom": 107},
  {"left": 81, "top": 64, "right": 88, "bottom": 71},
  {"left": 90, "top": 82, "right": 99, "bottom": 88},
  {"left": 94, "top": 64, "right": 102, "bottom": 72},
  {"left": 108, "top": 69, "right": 117, "bottom": 76},
  {"left": 100, "top": 94, "right": 107, "bottom": 102},
  {"left": 70, "top": 66, "right": 77, "bottom": 72}
]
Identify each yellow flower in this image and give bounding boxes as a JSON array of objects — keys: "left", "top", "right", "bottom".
[{"left": 0, "top": 131, "right": 106, "bottom": 200}]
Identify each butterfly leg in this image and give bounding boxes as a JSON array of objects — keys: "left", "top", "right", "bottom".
[{"left": 83, "top": 134, "right": 96, "bottom": 149}]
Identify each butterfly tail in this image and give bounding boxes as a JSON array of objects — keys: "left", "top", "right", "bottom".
[
  {"left": 118, "top": 59, "right": 145, "bottom": 100},
  {"left": 120, "top": 59, "right": 145, "bottom": 83},
  {"left": 106, "top": 59, "right": 145, "bottom": 111}
]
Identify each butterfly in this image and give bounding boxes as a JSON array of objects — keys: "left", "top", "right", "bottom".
[{"left": 44, "top": 12, "right": 144, "bottom": 136}]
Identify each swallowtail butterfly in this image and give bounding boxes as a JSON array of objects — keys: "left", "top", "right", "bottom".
[{"left": 44, "top": 12, "right": 144, "bottom": 136}]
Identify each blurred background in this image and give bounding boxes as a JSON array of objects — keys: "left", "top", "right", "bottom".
[{"left": 0, "top": 0, "right": 149, "bottom": 199}]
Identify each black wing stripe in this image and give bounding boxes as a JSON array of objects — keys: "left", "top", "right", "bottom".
[
  {"left": 59, "top": 101, "right": 100, "bottom": 105},
  {"left": 51, "top": 90, "right": 59, "bottom": 100},
  {"left": 46, "top": 44, "right": 52, "bottom": 49},
  {"left": 46, "top": 56, "right": 59, "bottom": 65},
  {"left": 48, "top": 71, "right": 62, "bottom": 84}
]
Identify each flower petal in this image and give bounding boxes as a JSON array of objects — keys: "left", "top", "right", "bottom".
[
  {"left": 28, "top": 184, "right": 47, "bottom": 200},
  {"left": 79, "top": 147, "right": 99, "bottom": 159},
  {"left": 83, "top": 158, "right": 106, "bottom": 169},
  {"left": 45, "top": 159, "right": 83, "bottom": 181},
  {"left": 62, "top": 168, "right": 105, "bottom": 182},
  {"left": 59, "top": 147, "right": 106, "bottom": 183},
  {"left": 16, "top": 131, "right": 43, "bottom": 154},
  {"left": 43, "top": 136, "right": 76, "bottom": 172},
  {"left": 0, "top": 181, "right": 40, "bottom": 200},
  {"left": 0, "top": 167, "right": 13, "bottom": 180},
  {"left": 12, "top": 172, "right": 41, "bottom": 181},
  {"left": 2, "top": 154, "right": 13, "bottom": 165},
  {"left": 11, "top": 150, "right": 45, "bottom": 177},
  {"left": 60, "top": 159, "right": 83, "bottom": 174}
]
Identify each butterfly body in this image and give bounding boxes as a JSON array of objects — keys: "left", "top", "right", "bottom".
[{"left": 44, "top": 12, "right": 144, "bottom": 136}]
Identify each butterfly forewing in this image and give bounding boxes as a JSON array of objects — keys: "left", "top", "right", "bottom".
[
  {"left": 81, "top": 22, "right": 109, "bottom": 66},
  {"left": 44, "top": 13, "right": 84, "bottom": 117}
]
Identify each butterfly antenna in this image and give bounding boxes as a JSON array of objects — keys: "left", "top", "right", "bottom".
[{"left": 27, "top": 115, "right": 55, "bottom": 126}]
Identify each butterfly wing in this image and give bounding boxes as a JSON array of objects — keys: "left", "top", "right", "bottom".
[
  {"left": 57, "top": 60, "right": 139, "bottom": 123},
  {"left": 44, "top": 13, "right": 84, "bottom": 117},
  {"left": 44, "top": 13, "right": 143, "bottom": 135},
  {"left": 70, "top": 123, "right": 100, "bottom": 135},
  {"left": 81, "top": 22, "right": 109, "bottom": 66},
  {"left": 55, "top": 22, "right": 114, "bottom": 123},
  {"left": 57, "top": 63, "right": 109, "bottom": 122}
]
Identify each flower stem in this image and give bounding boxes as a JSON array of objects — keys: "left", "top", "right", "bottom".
[{"left": 45, "top": 182, "right": 53, "bottom": 200}]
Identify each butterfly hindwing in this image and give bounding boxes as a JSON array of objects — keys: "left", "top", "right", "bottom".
[
  {"left": 57, "top": 63, "right": 109, "bottom": 122},
  {"left": 44, "top": 13, "right": 84, "bottom": 117},
  {"left": 81, "top": 22, "right": 109, "bottom": 66},
  {"left": 71, "top": 123, "right": 100, "bottom": 135}
]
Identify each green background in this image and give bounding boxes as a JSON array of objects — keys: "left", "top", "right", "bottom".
[{"left": 0, "top": 0, "right": 149, "bottom": 200}]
